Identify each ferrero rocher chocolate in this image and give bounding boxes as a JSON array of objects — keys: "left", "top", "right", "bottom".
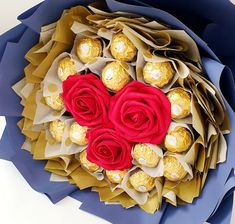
[
  {"left": 49, "top": 120, "right": 65, "bottom": 142},
  {"left": 133, "top": 144, "right": 160, "bottom": 168},
  {"left": 69, "top": 122, "right": 88, "bottom": 145},
  {"left": 106, "top": 170, "right": 127, "bottom": 184},
  {"left": 110, "top": 33, "right": 137, "bottom": 62},
  {"left": 163, "top": 155, "right": 187, "bottom": 181},
  {"left": 164, "top": 126, "right": 193, "bottom": 153},
  {"left": 45, "top": 94, "right": 64, "bottom": 111},
  {"left": 79, "top": 150, "right": 99, "bottom": 172},
  {"left": 101, "top": 61, "right": 130, "bottom": 92},
  {"left": 57, "top": 57, "right": 78, "bottom": 81},
  {"left": 167, "top": 88, "right": 191, "bottom": 119},
  {"left": 129, "top": 170, "right": 155, "bottom": 192},
  {"left": 143, "top": 61, "right": 174, "bottom": 88},
  {"left": 76, "top": 37, "right": 102, "bottom": 63}
]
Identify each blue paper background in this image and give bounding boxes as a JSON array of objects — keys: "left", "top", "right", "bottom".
[{"left": 0, "top": 0, "right": 235, "bottom": 223}]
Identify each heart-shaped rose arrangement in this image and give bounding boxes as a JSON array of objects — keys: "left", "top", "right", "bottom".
[{"left": 63, "top": 74, "right": 171, "bottom": 170}]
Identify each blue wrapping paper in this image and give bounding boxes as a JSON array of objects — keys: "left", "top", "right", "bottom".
[
  {"left": 0, "top": 28, "right": 38, "bottom": 116},
  {"left": 0, "top": 0, "right": 235, "bottom": 223}
]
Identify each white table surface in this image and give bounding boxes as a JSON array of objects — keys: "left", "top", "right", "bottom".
[{"left": 0, "top": 1, "right": 109, "bottom": 224}]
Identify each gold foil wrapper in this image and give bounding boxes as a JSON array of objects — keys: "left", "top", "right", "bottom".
[
  {"left": 110, "top": 33, "right": 137, "bottom": 62},
  {"left": 163, "top": 155, "right": 187, "bottom": 181},
  {"left": 143, "top": 61, "right": 174, "bottom": 88},
  {"left": 69, "top": 122, "right": 88, "bottom": 145},
  {"left": 76, "top": 37, "right": 102, "bottom": 63},
  {"left": 164, "top": 126, "right": 193, "bottom": 153},
  {"left": 129, "top": 170, "right": 155, "bottom": 192},
  {"left": 49, "top": 120, "right": 65, "bottom": 142},
  {"left": 101, "top": 61, "right": 130, "bottom": 92},
  {"left": 57, "top": 57, "right": 79, "bottom": 81},
  {"left": 106, "top": 170, "right": 128, "bottom": 184},
  {"left": 79, "top": 150, "right": 100, "bottom": 172},
  {"left": 167, "top": 88, "right": 191, "bottom": 119},
  {"left": 133, "top": 144, "right": 160, "bottom": 168},
  {"left": 45, "top": 93, "right": 64, "bottom": 111}
]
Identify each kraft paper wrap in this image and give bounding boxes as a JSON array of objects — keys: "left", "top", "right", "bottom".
[{"left": 12, "top": 4, "right": 230, "bottom": 214}]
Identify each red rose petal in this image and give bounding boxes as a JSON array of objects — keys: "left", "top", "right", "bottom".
[
  {"left": 109, "top": 81, "right": 171, "bottom": 144},
  {"left": 62, "top": 74, "right": 111, "bottom": 128}
]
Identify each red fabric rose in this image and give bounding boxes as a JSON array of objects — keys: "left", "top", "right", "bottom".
[
  {"left": 86, "top": 123, "right": 133, "bottom": 170},
  {"left": 62, "top": 74, "right": 111, "bottom": 128},
  {"left": 109, "top": 81, "right": 171, "bottom": 144}
]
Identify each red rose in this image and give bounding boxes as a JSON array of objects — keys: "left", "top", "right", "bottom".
[
  {"left": 86, "top": 123, "right": 133, "bottom": 170},
  {"left": 109, "top": 81, "right": 171, "bottom": 144},
  {"left": 62, "top": 74, "right": 111, "bottom": 128}
]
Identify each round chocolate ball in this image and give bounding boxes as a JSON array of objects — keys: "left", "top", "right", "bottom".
[
  {"left": 110, "top": 33, "right": 137, "bottom": 62},
  {"left": 167, "top": 88, "right": 191, "bottom": 119},
  {"left": 76, "top": 37, "right": 102, "bottom": 63}
]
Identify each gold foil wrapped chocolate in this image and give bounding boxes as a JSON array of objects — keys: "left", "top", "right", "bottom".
[
  {"left": 133, "top": 144, "right": 160, "bottom": 168},
  {"left": 143, "top": 61, "right": 174, "bottom": 88},
  {"left": 129, "top": 170, "right": 155, "bottom": 192},
  {"left": 101, "top": 61, "right": 130, "bottom": 92},
  {"left": 69, "top": 122, "right": 88, "bottom": 145},
  {"left": 79, "top": 150, "right": 100, "bottom": 172},
  {"left": 76, "top": 37, "right": 102, "bottom": 63},
  {"left": 163, "top": 155, "right": 187, "bottom": 181},
  {"left": 167, "top": 88, "right": 191, "bottom": 119},
  {"left": 164, "top": 126, "right": 193, "bottom": 153},
  {"left": 45, "top": 93, "right": 64, "bottom": 111},
  {"left": 57, "top": 57, "right": 79, "bottom": 81},
  {"left": 110, "top": 33, "right": 137, "bottom": 62},
  {"left": 49, "top": 120, "right": 65, "bottom": 142},
  {"left": 106, "top": 170, "right": 127, "bottom": 184}
]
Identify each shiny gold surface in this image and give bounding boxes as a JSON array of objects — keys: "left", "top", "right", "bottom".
[
  {"left": 101, "top": 61, "right": 130, "bottom": 92},
  {"left": 163, "top": 155, "right": 187, "bottom": 181},
  {"left": 164, "top": 126, "right": 193, "bottom": 153},
  {"left": 129, "top": 170, "right": 155, "bottom": 192},
  {"left": 167, "top": 88, "right": 191, "bottom": 119},
  {"left": 49, "top": 120, "right": 65, "bottom": 142},
  {"left": 106, "top": 169, "right": 127, "bottom": 184},
  {"left": 110, "top": 33, "right": 137, "bottom": 62},
  {"left": 57, "top": 57, "right": 79, "bottom": 81},
  {"left": 143, "top": 61, "right": 174, "bottom": 88},
  {"left": 45, "top": 93, "right": 64, "bottom": 111},
  {"left": 76, "top": 37, "right": 102, "bottom": 63},
  {"left": 69, "top": 122, "right": 88, "bottom": 145},
  {"left": 79, "top": 150, "right": 100, "bottom": 172},
  {"left": 133, "top": 144, "right": 160, "bottom": 168}
]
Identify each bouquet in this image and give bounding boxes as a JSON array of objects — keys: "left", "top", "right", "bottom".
[{"left": 1, "top": 0, "right": 235, "bottom": 223}]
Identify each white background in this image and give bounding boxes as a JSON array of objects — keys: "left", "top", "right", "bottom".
[{"left": 0, "top": 1, "right": 109, "bottom": 224}]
